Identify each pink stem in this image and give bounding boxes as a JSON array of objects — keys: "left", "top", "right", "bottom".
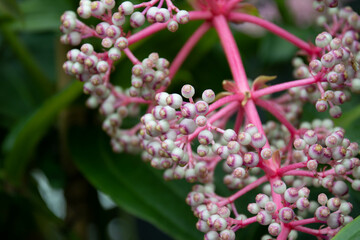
[
  {"left": 255, "top": 98, "right": 298, "bottom": 136},
  {"left": 216, "top": 175, "right": 268, "bottom": 206},
  {"left": 231, "top": 216, "right": 258, "bottom": 231},
  {"left": 277, "top": 162, "right": 307, "bottom": 176},
  {"left": 252, "top": 77, "right": 318, "bottom": 99},
  {"left": 133, "top": 0, "right": 158, "bottom": 8},
  {"left": 290, "top": 217, "right": 325, "bottom": 227},
  {"left": 206, "top": 0, "right": 221, "bottom": 15},
  {"left": 207, "top": 94, "right": 243, "bottom": 114},
  {"left": 124, "top": 97, "right": 152, "bottom": 105},
  {"left": 128, "top": 23, "right": 167, "bottom": 45},
  {"left": 210, "top": 105, "right": 239, "bottom": 129},
  {"left": 187, "top": 142, "right": 195, "bottom": 168},
  {"left": 284, "top": 168, "right": 352, "bottom": 178},
  {"left": 212, "top": 14, "right": 248, "bottom": 91},
  {"left": 234, "top": 108, "right": 244, "bottom": 133},
  {"left": 123, "top": 48, "right": 140, "bottom": 65},
  {"left": 169, "top": 22, "right": 211, "bottom": 79},
  {"left": 165, "top": 0, "right": 178, "bottom": 12},
  {"left": 277, "top": 224, "right": 291, "bottom": 240},
  {"left": 293, "top": 226, "right": 328, "bottom": 237},
  {"left": 228, "top": 12, "right": 320, "bottom": 55},
  {"left": 157, "top": 0, "right": 164, "bottom": 8},
  {"left": 128, "top": 11, "right": 213, "bottom": 45},
  {"left": 231, "top": 203, "right": 239, "bottom": 217},
  {"left": 284, "top": 170, "right": 315, "bottom": 177},
  {"left": 212, "top": 14, "right": 271, "bottom": 155},
  {"left": 124, "top": 123, "right": 142, "bottom": 135},
  {"left": 188, "top": 101, "right": 240, "bottom": 141},
  {"left": 243, "top": 100, "right": 267, "bottom": 138},
  {"left": 213, "top": 14, "right": 285, "bottom": 233},
  {"left": 103, "top": 60, "right": 113, "bottom": 85}
]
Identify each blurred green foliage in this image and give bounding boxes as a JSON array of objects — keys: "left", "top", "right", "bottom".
[{"left": 1, "top": 0, "right": 360, "bottom": 239}]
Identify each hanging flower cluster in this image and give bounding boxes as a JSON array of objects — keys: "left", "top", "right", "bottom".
[{"left": 60, "top": 0, "right": 360, "bottom": 239}]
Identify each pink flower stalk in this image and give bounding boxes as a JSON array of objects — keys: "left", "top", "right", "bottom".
[{"left": 60, "top": 0, "right": 360, "bottom": 239}]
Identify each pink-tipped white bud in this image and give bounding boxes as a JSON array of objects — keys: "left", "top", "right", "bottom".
[
  {"left": 176, "top": 10, "right": 189, "bottom": 24},
  {"left": 296, "top": 197, "right": 310, "bottom": 211},
  {"left": 243, "top": 152, "right": 259, "bottom": 168},
  {"left": 119, "top": 1, "right": 134, "bottom": 15},
  {"left": 167, "top": 20, "right": 178, "bottom": 32},
  {"left": 181, "top": 84, "right": 195, "bottom": 98},
  {"left": 130, "top": 12, "right": 145, "bottom": 28},
  {"left": 273, "top": 180, "right": 286, "bottom": 194},
  {"left": 257, "top": 210, "right": 272, "bottom": 225},
  {"left": 261, "top": 148, "right": 272, "bottom": 160},
  {"left": 315, "top": 206, "right": 330, "bottom": 221},
  {"left": 268, "top": 222, "right": 281, "bottom": 236},
  {"left": 303, "top": 130, "right": 317, "bottom": 145},
  {"left": 202, "top": 89, "right": 215, "bottom": 103},
  {"left": 279, "top": 207, "right": 295, "bottom": 223},
  {"left": 238, "top": 132, "right": 251, "bottom": 145},
  {"left": 284, "top": 187, "right": 299, "bottom": 203},
  {"left": 251, "top": 132, "right": 266, "bottom": 148},
  {"left": 256, "top": 194, "right": 270, "bottom": 208},
  {"left": 315, "top": 32, "right": 332, "bottom": 48}
]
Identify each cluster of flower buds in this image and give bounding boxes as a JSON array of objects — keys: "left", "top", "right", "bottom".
[
  {"left": 262, "top": 121, "right": 291, "bottom": 152},
  {"left": 221, "top": 123, "right": 272, "bottom": 189},
  {"left": 63, "top": 43, "right": 114, "bottom": 84},
  {"left": 246, "top": 184, "right": 354, "bottom": 239},
  {"left": 60, "top": 0, "right": 190, "bottom": 44},
  {"left": 289, "top": 4, "right": 360, "bottom": 118},
  {"left": 129, "top": 53, "right": 171, "bottom": 100},
  {"left": 291, "top": 120, "right": 360, "bottom": 192},
  {"left": 60, "top": 11, "right": 82, "bottom": 45},
  {"left": 63, "top": 42, "right": 145, "bottom": 154},
  {"left": 60, "top": 0, "right": 190, "bottom": 153},
  {"left": 189, "top": 185, "right": 237, "bottom": 240},
  {"left": 138, "top": 85, "right": 218, "bottom": 182},
  {"left": 180, "top": 117, "right": 359, "bottom": 239},
  {"left": 98, "top": 87, "right": 143, "bottom": 154},
  {"left": 60, "top": 0, "right": 360, "bottom": 239}
]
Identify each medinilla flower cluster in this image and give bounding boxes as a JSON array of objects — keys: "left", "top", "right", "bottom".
[
  {"left": 60, "top": 0, "right": 360, "bottom": 239},
  {"left": 289, "top": 5, "right": 360, "bottom": 119}
]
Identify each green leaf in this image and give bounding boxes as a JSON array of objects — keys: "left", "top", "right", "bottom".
[
  {"left": 9, "top": 0, "right": 73, "bottom": 32},
  {"left": 333, "top": 97, "right": 360, "bottom": 143},
  {"left": 258, "top": 33, "right": 297, "bottom": 64},
  {"left": 3, "top": 81, "right": 82, "bottom": 184},
  {"left": 0, "top": 0, "right": 22, "bottom": 20},
  {"left": 0, "top": 23, "right": 53, "bottom": 97},
  {"left": 274, "top": 0, "right": 295, "bottom": 25},
  {"left": 332, "top": 216, "right": 360, "bottom": 240},
  {"left": 334, "top": 103, "right": 360, "bottom": 128},
  {"left": 69, "top": 128, "right": 202, "bottom": 240}
]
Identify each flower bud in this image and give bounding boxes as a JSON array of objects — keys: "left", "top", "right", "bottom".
[
  {"left": 257, "top": 210, "right": 272, "bottom": 225},
  {"left": 119, "top": 1, "right": 134, "bottom": 15},
  {"left": 273, "top": 180, "right": 286, "bottom": 194},
  {"left": 181, "top": 84, "right": 195, "bottom": 98},
  {"left": 176, "top": 10, "right": 190, "bottom": 24},
  {"left": 279, "top": 207, "right": 295, "bottom": 223},
  {"left": 284, "top": 187, "right": 299, "bottom": 203},
  {"left": 268, "top": 222, "right": 281, "bottom": 236}
]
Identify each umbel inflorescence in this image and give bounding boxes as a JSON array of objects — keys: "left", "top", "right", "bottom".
[{"left": 60, "top": 0, "right": 360, "bottom": 239}]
